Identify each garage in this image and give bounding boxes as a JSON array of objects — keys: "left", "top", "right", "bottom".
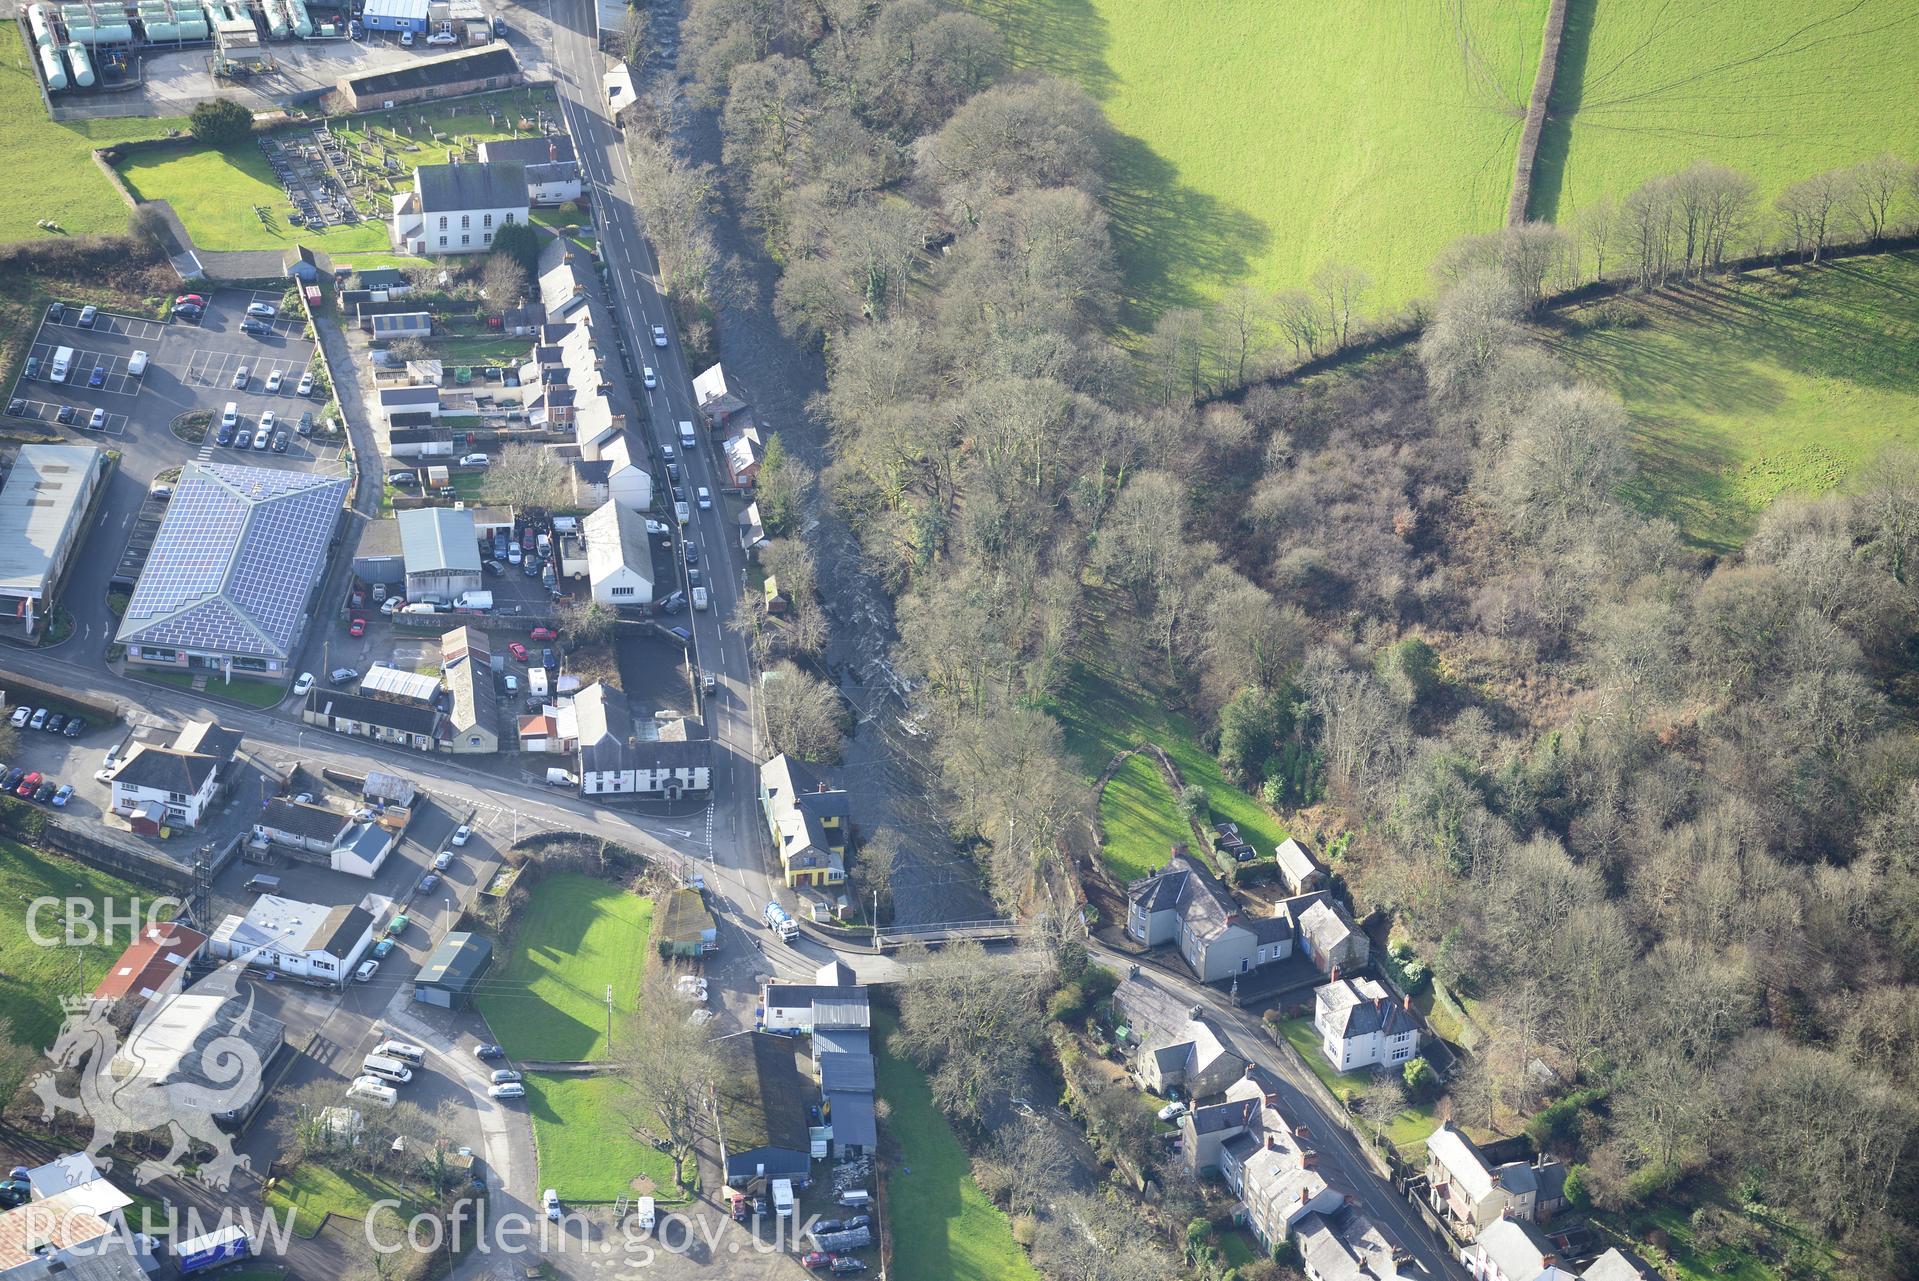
[{"left": 413, "top": 931, "right": 492, "bottom": 1008}]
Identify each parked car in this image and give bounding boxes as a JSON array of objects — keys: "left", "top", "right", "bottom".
[
  {"left": 297, "top": 411, "right": 315, "bottom": 436},
  {"left": 683, "top": 541, "right": 700, "bottom": 564},
  {"left": 174, "top": 294, "right": 206, "bottom": 309},
  {"left": 63, "top": 717, "right": 82, "bottom": 738},
  {"left": 541, "top": 647, "right": 556, "bottom": 669},
  {"left": 47, "top": 301, "right": 64, "bottom": 322},
  {"left": 6, "top": 399, "right": 24, "bottom": 417},
  {"left": 233, "top": 424, "right": 250, "bottom": 448},
  {"left": 485, "top": 559, "right": 505, "bottom": 576},
  {"left": 642, "top": 366, "right": 657, "bottom": 388},
  {"left": 87, "top": 366, "right": 105, "bottom": 389},
  {"left": 372, "top": 937, "right": 396, "bottom": 959},
  {"left": 661, "top": 444, "right": 675, "bottom": 463},
  {"left": 8, "top": 707, "right": 28, "bottom": 728},
  {"left": 811, "top": 1220, "right": 845, "bottom": 1237},
  {"left": 44, "top": 714, "right": 64, "bottom": 734},
  {"left": 474, "top": 1044, "right": 504, "bottom": 1060},
  {"left": 801, "top": 1254, "right": 832, "bottom": 1271},
  {"left": 388, "top": 471, "right": 418, "bottom": 488},
  {"left": 77, "top": 305, "right": 97, "bottom": 328},
  {"left": 88, "top": 408, "right": 106, "bottom": 430},
  {"left": 426, "top": 27, "right": 457, "bottom": 42},
  {"left": 657, "top": 591, "right": 685, "bottom": 615},
  {"left": 1, "top": 768, "right": 22, "bottom": 790},
  {"left": 507, "top": 544, "right": 523, "bottom": 565},
  {"left": 697, "top": 487, "right": 712, "bottom": 510},
  {"left": 239, "top": 319, "right": 269, "bottom": 335},
  {"left": 651, "top": 324, "right": 668, "bottom": 347},
  {"left": 419, "top": 873, "right": 438, "bottom": 892},
  {"left": 55, "top": 405, "right": 74, "bottom": 425},
  {"left": 32, "top": 780, "right": 55, "bottom": 803},
  {"left": 355, "top": 960, "right": 380, "bottom": 982},
  {"left": 451, "top": 825, "right": 471, "bottom": 847},
  {"left": 543, "top": 1190, "right": 560, "bottom": 1220},
  {"left": 260, "top": 410, "right": 276, "bottom": 433},
  {"left": 175, "top": 304, "right": 204, "bottom": 322},
  {"left": 508, "top": 642, "right": 528, "bottom": 662},
  {"left": 51, "top": 785, "right": 73, "bottom": 807},
  {"left": 29, "top": 709, "right": 47, "bottom": 730},
  {"left": 381, "top": 596, "right": 407, "bottom": 615},
  {"left": 232, "top": 366, "right": 250, "bottom": 389},
  {"left": 266, "top": 369, "right": 285, "bottom": 393},
  {"left": 1156, "top": 1101, "right": 1188, "bottom": 1121},
  {"left": 842, "top": 1216, "right": 871, "bottom": 1232},
  {"left": 291, "top": 671, "right": 315, "bottom": 698},
  {"left": 385, "top": 914, "right": 410, "bottom": 937},
  {"left": 665, "top": 462, "right": 681, "bottom": 483},
  {"left": 272, "top": 431, "right": 288, "bottom": 453},
  {"left": 329, "top": 666, "right": 360, "bottom": 685},
  {"left": 128, "top": 351, "right": 149, "bottom": 377},
  {"left": 490, "top": 1069, "right": 522, "bottom": 1085},
  {"left": 298, "top": 372, "right": 314, "bottom": 396},
  {"left": 459, "top": 453, "right": 490, "bottom": 467},
  {"left": 150, "top": 483, "right": 173, "bottom": 501},
  {"left": 348, "top": 617, "right": 366, "bottom": 637},
  {"left": 645, "top": 518, "right": 670, "bottom": 535},
  {"left": 246, "top": 302, "right": 277, "bottom": 318},
  {"left": 23, "top": 356, "right": 38, "bottom": 378},
  {"left": 530, "top": 627, "right": 557, "bottom": 641},
  {"left": 829, "top": 1261, "right": 867, "bottom": 1275},
  {"left": 216, "top": 421, "right": 235, "bottom": 446},
  {"left": 17, "top": 771, "right": 43, "bottom": 796}
]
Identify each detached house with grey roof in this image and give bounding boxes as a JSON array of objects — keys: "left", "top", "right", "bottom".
[
  {"left": 1425, "top": 1121, "right": 1567, "bottom": 1238},
  {"left": 1314, "top": 975, "right": 1420, "bottom": 1072},
  {"left": 1127, "top": 849, "right": 1366, "bottom": 984},
  {"left": 392, "top": 161, "right": 529, "bottom": 256}
]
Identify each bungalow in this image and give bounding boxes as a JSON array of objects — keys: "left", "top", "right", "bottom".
[
  {"left": 1313, "top": 976, "right": 1420, "bottom": 1072},
  {"left": 759, "top": 754, "right": 848, "bottom": 887},
  {"left": 206, "top": 894, "right": 376, "bottom": 984},
  {"left": 304, "top": 687, "right": 444, "bottom": 751},
  {"left": 1425, "top": 1122, "right": 1567, "bottom": 1236}
]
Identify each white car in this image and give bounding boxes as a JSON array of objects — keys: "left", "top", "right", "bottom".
[
  {"left": 380, "top": 596, "right": 407, "bottom": 615},
  {"left": 489, "top": 1082, "right": 525, "bottom": 1099},
  {"left": 642, "top": 366, "right": 657, "bottom": 388},
  {"left": 435, "top": 849, "right": 455, "bottom": 869},
  {"left": 128, "top": 350, "right": 149, "bottom": 377},
  {"left": 650, "top": 324, "right": 668, "bottom": 348},
  {"left": 543, "top": 1190, "right": 561, "bottom": 1221},
  {"left": 266, "top": 370, "right": 285, "bottom": 393},
  {"left": 252, "top": 425, "right": 271, "bottom": 449},
  {"left": 88, "top": 408, "right": 106, "bottom": 430},
  {"left": 246, "top": 302, "right": 277, "bottom": 318},
  {"left": 459, "top": 453, "right": 490, "bottom": 467},
  {"left": 292, "top": 672, "right": 315, "bottom": 697},
  {"left": 355, "top": 959, "right": 380, "bottom": 983},
  {"left": 645, "top": 518, "right": 670, "bottom": 535},
  {"left": 297, "top": 371, "right": 314, "bottom": 396},
  {"left": 451, "top": 825, "right": 471, "bottom": 847},
  {"left": 232, "top": 366, "right": 250, "bottom": 389},
  {"left": 696, "top": 487, "right": 712, "bottom": 510},
  {"left": 1157, "top": 1101, "right": 1188, "bottom": 1122},
  {"left": 8, "top": 706, "right": 29, "bottom": 728},
  {"left": 426, "top": 27, "right": 457, "bottom": 43},
  {"left": 259, "top": 410, "right": 276, "bottom": 432}
]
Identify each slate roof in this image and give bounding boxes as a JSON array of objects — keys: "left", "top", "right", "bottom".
[
  {"left": 580, "top": 736, "right": 710, "bottom": 777},
  {"left": 445, "top": 655, "right": 499, "bottom": 742},
  {"left": 1477, "top": 1218, "right": 1553, "bottom": 1281},
  {"left": 174, "top": 720, "right": 243, "bottom": 762},
  {"left": 825, "top": 1089, "right": 876, "bottom": 1148},
  {"left": 111, "top": 744, "right": 220, "bottom": 794},
  {"left": 1582, "top": 1248, "right": 1653, "bottom": 1281},
  {"left": 1317, "top": 976, "right": 1419, "bottom": 1041},
  {"left": 480, "top": 134, "right": 577, "bottom": 166},
  {"left": 1298, "top": 898, "right": 1358, "bottom": 955},
  {"left": 1276, "top": 836, "right": 1322, "bottom": 882},
  {"left": 817, "top": 1052, "right": 875, "bottom": 1093},
  {"left": 719, "top": 1033, "right": 813, "bottom": 1158},
  {"left": 1189, "top": 1097, "right": 1259, "bottom": 1135},
  {"left": 259, "top": 798, "right": 352, "bottom": 843},
  {"left": 312, "top": 904, "right": 375, "bottom": 958},
  {"left": 116, "top": 463, "right": 348, "bottom": 660},
  {"left": 1427, "top": 1121, "right": 1495, "bottom": 1200},
  {"left": 306, "top": 687, "right": 445, "bottom": 738},
  {"left": 414, "top": 161, "right": 528, "bottom": 213},
  {"left": 415, "top": 931, "right": 493, "bottom": 992}
]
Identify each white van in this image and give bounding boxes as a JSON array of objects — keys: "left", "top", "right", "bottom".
[
  {"left": 361, "top": 1055, "right": 414, "bottom": 1085},
  {"left": 221, "top": 402, "right": 239, "bottom": 429},
  {"left": 546, "top": 767, "right": 578, "bottom": 787},
  {"left": 347, "top": 1077, "right": 398, "bottom": 1107},
  {"left": 128, "top": 350, "right": 149, "bottom": 377},
  {"left": 376, "top": 1040, "right": 427, "bottom": 1066},
  {"left": 633, "top": 1197, "right": 655, "bottom": 1232},
  {"left": 677, "top": 420, "right": 696, "bottom": 449},
  {"left": 48, "top": 346, "right": 74, "bottom": 384}
]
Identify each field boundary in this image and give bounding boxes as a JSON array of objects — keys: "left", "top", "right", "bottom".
[{"left": 1507, "top": 0, "right": 1572, "bottom": 226}]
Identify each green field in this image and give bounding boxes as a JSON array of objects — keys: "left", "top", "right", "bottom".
[
  {"left": 965, "top": 0, "right": 1546, "bottom": 320},
  {"left": 875, "top": 1013, "right": 1041, "bottom": 1281},
  {"left": 1555, "top": 253, "right": 1919, "bottom": 548},
  {"left": 0, "top": 26, "right": 183, "bottom": 244},
  {"left": 115, "top": 87, "right": 557, "bottom": 256},
  {"left": 522, "top": 1073, "right": 680, "bottom": 1203},
  {"left": 1532, "top": 0, "right": 1919, "bottom": 224},
  {"left": 1048, "top": 626, "right": 1289, "bottom": 885},
  {"left": 473, "top": 873, "right": 651, "bottom": 1062},
  {"left": 0, "top": 841, "right": 155, "bottom": 1047}
]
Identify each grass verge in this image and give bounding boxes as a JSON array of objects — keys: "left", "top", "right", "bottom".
[
  {"left": 522, "top": 1073, "right": 683, "bottom": 1203},
  {"left": 474, "top": 873, "right": 651, "bottom": 1061},
  {"left": 875, "top": 1011, "right": 1040, "bottom": 1281},
  {"left": 138, "top": 669, "right": 288, "bottom": 707},
  {"left": 264, "top": 1163, "right": 420, "bottom": 1238}
]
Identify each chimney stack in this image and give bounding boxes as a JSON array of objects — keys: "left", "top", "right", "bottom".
[
  {"left": 1404, "top": 994, "right": 1413, "bottom": 1011},
  {"left": 549, "top": 140, "right": 558, "bottom": 164},
  {"left": 1330, "top": 965, "right": 1340, "bottom": 983}
]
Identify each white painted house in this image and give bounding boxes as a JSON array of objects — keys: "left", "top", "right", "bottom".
[
  {"left": 206, "top": 894, "right": 378, "bottom": 985},
  {"left": 392, "top": 162, "right": 529, "bottom": 256},
  {"left": 582, "top": 498, "right": 653, "bottom": 605},
  {"left": 1313, "top": 975, "right": 1421, "bottom": 1072}
]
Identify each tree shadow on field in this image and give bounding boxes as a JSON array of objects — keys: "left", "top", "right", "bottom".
[
  {"left": 1525, "top": 0, "right": 1597, "bottom": 222},
  {"left": 966, "top": 0, "right": 1270, "bottom": 326}
]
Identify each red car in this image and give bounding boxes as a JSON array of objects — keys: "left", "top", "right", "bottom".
[
  {"left": 17, "top": 771, "right": 42, "bottom": 797},
  {"left": 800, "top": 1254, "right": 832, "bottom": 1271},
  {"left": 348, "top": 617, "right": 366, "bottom": 637},
  {"left": 530, "top": 627, "right": 557, "bottom": 641},
  {"left": 508, "top": 642, "right": 529, "bottom": 662},
  {"left": 174, "top": 293, "right": 206, "bottom": 307}
]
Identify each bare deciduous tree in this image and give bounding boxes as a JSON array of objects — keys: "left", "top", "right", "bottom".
[
  {"left": 618, "top": 967, "right": 719, "bottom": 1187},
  {"left": 760, "top": 660, "right": 844, "bottom": 761},
  {"left": 489, "top": 443, "right": 572, "bottom": 512}
]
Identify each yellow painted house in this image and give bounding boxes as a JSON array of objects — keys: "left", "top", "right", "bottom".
[{"left": 760, "top": 754, "right": 848, "bottom": 887}]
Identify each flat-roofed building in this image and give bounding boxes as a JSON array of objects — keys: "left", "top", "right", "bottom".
[{"left": 0, "top": 444, "right": 105, "bottom": 633}]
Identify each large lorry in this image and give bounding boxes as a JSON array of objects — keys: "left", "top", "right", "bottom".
[
  {"left": 175, "top": 1225, "right": 252, "bottom": 1276},
  {"left": 762, "top": 900, "right": 798, "bottom": 941}
]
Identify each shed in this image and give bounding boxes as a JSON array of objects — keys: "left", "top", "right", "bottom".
[
  {"left": 414, "top": 931, "right": 493, "bottom": 1007},
  {"left": 656, "top": 887, "right": 717, "bottom": 958},
  {"left": 360, "top": 0, "right": 429, "bottom": 33}
]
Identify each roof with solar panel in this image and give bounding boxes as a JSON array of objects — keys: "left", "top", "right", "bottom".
[{"left": 115, "top": 463, "right": 350, "bottom": 660}]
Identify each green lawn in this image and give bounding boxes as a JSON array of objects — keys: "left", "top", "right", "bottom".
[
  {"left": 522, "top": 1073, "right": 682, "bottom": 1203},
  {"left": 1554, "top": 253, "right": 1919, "bottom": 549},
  {"left": 1530, "top": 0, "right": 1919, "bottom": 224},
  {"left": 264, "top": 1163, "right": 420, "bottom": 1238},
  {"left": 138, "top": 669, "right": 288, "bottom": 707},
  {"left": 874, "top": 1013, "right": 1041, "bottom": 1281},
  {"left": 1278, "top": 1017, "right": 1457, "bottom": 1155},
  {"left": 115, "top": 87, "right": 558, "bottom": 255},
  {"left": 1047, "top": 637, "right": 1289, "bottom": 884},
  {"left": 428, "top": 334, "right": 531, "bottom": 365},
  {"left": 0, "top": 841, "right": 156, "bottom": 1047},
  {"left": 0, "top": 26, "right": 186, "bottom": 244},
  {"left": 474, "top": 873, "right": 651, "bottom": 1061},
  {"left": 964, "top": 0, "right": 1546, "bottom": 321}
]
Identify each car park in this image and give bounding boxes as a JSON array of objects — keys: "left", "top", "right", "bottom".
[
  {"left": 87, "top": 367, "right": 105, "bottom": 389},
  {"left": 490, "top": 1082, "right": 525, "bottom": 1099},
  {"left": 87, "top": 408, "right": 105, "bottom": 430},
  {"left": 451, "top": 826, "right": 471, "bottom": 847},
  {"left": 55, "top": 406, "right": 74, "bottom": 425},
  {"left": 293, "top": 672, "right": 315, "bottom": 696},
  {"left": 298, "top": 372, "right": 314, "bottom": 396},
  {"left": 642, "top": 366, "right": 657, "bottom": 388},
  {"left": 651, "top": 324, "right": 668, "bottom": 347},
  {"left": 232, "top": 367, "right": 250, "bottom": 389},
  {"left": 266, "top": 370, "right": 285, "bottom": 393}
]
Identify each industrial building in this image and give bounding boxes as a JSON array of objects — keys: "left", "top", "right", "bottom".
[
  {"left": 115, "top": 463, "right": 348, "bottom": 678},
  {"left": 0, "top": 443, "right": 105, "bottom": 634},
  {"left": 359, "top": 0, "right": 428, "bottom": 34},
  {"left": 414, "top": 932, "right": 492, "bottom": 1008},
  {"left": 337, "top": 43, "right": 520, "bottom": 110},
  {"left": 397, "top": 506, "right": 482, "bottom": 601},
  {"left": 206, "top": 893, "right": 377, "bottom": 985}
]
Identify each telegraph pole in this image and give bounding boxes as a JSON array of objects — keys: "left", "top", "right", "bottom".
[{"left": 604, "top": 983, "right": 613, "bottom": 1050}]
